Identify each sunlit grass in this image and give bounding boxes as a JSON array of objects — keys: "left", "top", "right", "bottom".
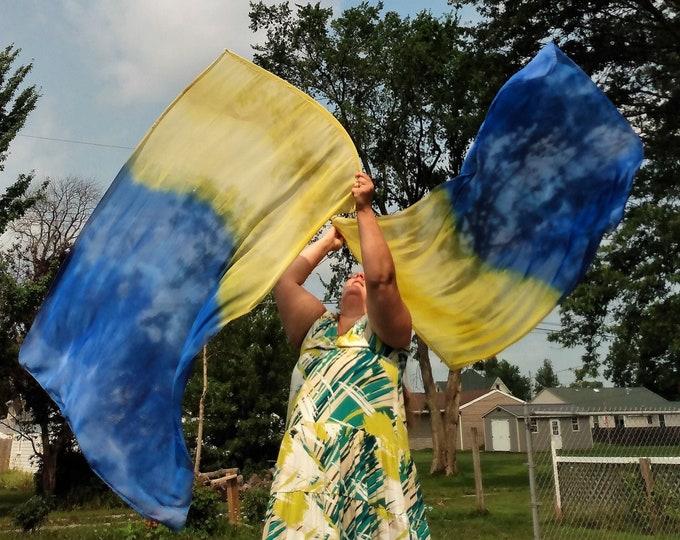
[
  {"left": 413, "top": 449, "right": 534, "bottom": 539},
  {"left": 0, "top": 452, "right": 534, "bottom": 539}
]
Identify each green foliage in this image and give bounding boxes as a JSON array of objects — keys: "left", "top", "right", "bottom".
[
  {"left": 570, "top": 379, "right": 604, "bottom": 390},
  {"left": 473, "top": 356, "right": 532, "bottom": 400},
  {"left": 241, "top": 487, "right": 270, "bottom": 525},
  {"left": 11, "top": 494, "right": 52, "bottom": 531},
  {"left": 0, "top": 177, "right": 100, "bottom": 496},
  {"left": 533, "top": 358, "right": 560, "bottom": 395},
  {"left": 183, "top": 295, "right": 296, "bottom": 473},
  {"left": 46, "top": 447, "right": 121, "bottom": 510},
  {"left": 0, "top": 45, "right": 42, "bottom": 234},
  {"left": 0, "top": 44, "right": 44, "bottom": 415},
  {"left": 112, "top": 485, "right": 230, "bottom": 540},
  {"left": 185, "top": 484, "right": 227, "bottom": 538},
  {"left": 249, "top": 2, "right": 490, "bottom": 295}
]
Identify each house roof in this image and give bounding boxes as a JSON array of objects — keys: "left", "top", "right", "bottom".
[
  {"left": 461, "top": 389, "right": 524, "bottom": 410},
  {"left": 485, "top": 404, "right": 595, "bottom": 418},
  {"left": 486, "top": 392, "right": 680, "bottom": 419},
  {"left": 462, "top": 370, "right": 494, "bottom": 391},
  {"left": 408, "top": 388, "right": 520, "bottom": 413},
  {"left": 435, "top": 369, "right": 505, "bottom": 393},
  {"left": 532, "top": 387, "right": 674, "bottom": 410}
]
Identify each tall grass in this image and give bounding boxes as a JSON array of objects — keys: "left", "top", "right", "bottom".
[{"left": 0, "top": 470, "right": 33, "bottom": 492}]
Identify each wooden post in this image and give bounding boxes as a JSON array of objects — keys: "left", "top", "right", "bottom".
[
  {"left": 205, "top": 469, "right": 241, "bottom": 524},
  {"left": 194, "top": 345, "right": 208, "bottom": 476},
  {"left": 639, "top": 457, "right": 658, "bottom": 532},
  {"left": 471, "top": 427, "right": 485, "bottom": 512},
  {"left": 639, "top": 457, "right": 653, "bottom": 499},
  {"left": 226, "top": 474, "right": 241, "bottom": 524}
]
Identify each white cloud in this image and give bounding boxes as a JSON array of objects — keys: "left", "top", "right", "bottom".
[{"left": 62, "top": 0, "right": 258, "bottom": 105}]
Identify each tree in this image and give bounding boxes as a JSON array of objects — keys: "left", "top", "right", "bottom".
[
  {"left": 0, "top": 41, "right": 47, "bottom": 485},
  {"left": 182, "top": 295, "right": 297, "bottom": 474},
  {"left": 5, "top": 176, "right": 101, "bottom": 280},
  {"left": 533, "top": 358, "right": 559, "bottom": 395},
  {"left": 462, "top": 1, "right": 680, "bottom": 398},
  {"left": 443, "top": 369, "right": 462, "bottom": 475},
  {"left": 0, "top": 176, "right": 102, "bottom": 496},
  {"left": 249, "top": 0, "right": 491, "bottom": 473},
  {"left": 473, "top": 356, "right": 532, "bottom": 401},
  {"left": 0, "top": 44, "right": 42, "bottom": 226},
  {"left": 569, "top": 379, "right": 603, "bottom": 390},
  {"left": 0, "top": 44, "right": 43, "bottom": 240}
]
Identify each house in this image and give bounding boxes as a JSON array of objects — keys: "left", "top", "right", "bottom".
[
  {"left": 459, "top": 389, "right": 525, "bottom": 450},
  {"left": 482, "top": 386, "right": 680, "bottom": 452},
  {"left": 483, "top": 404, "right": 593, "bottom": 452},
  {"left": 532, "top": 386, "right": 680, "bottom": 446},
  {"left": 0, "top": 433, "right": 11, "bottom": 472},
  {"left": 1, "top": 400, "right": 41, "bottom": 473},
  {"left": 407, "top": 387, "right": 524, "bottom": 450},
  {"left": 532, "top": 386, "right": 680, "bottom": 430}
]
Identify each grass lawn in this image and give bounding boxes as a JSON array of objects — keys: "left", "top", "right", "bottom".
[
  {"left": 0, "top": 450, "right": 535, "bottom": 539},
  {"left": 414, "top": 450, "right": 533, "bottom": 540}
]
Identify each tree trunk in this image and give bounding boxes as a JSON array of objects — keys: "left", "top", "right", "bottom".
[
  {"left": 194, "top": 345, "right": 208, "bottom": 476},
  {"left": 39, "top": 422, "right": 57, "bottom": 496},
  {"left": 416, "top": 336, "right": 446, "bottom": 473},
  {"left": 38, "top": 419, "right": 70, "bottom": 497},
  {"left": 444, "top": 368, "right": 462, "bottom": 475}
]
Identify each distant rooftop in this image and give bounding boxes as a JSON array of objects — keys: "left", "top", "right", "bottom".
[
  {"left": 532, "top": 386, "right": 678, "bottom": 411},
  {"left": 435, "top": 369, "right": 502, "bottom": 393}
]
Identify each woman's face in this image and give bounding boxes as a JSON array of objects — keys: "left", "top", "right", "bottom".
[{"left": 342, "top": 271, "right": 367, "bottom": 306}]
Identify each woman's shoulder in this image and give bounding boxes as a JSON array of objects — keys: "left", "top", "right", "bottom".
[
  {"left": 300, "top": 311, "right": 337, "bottom": 347},
  {"left": 365, "top": 316, "right": 410, "bottom": 360}
]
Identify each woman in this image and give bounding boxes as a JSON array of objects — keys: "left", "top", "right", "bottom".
[{"left": 263, "top": 172, "right": 431, "bottom": 539}]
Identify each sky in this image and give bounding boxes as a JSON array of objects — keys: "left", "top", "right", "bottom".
[{"left": 0, "top": 0, "right": 602, "bottom": 388}]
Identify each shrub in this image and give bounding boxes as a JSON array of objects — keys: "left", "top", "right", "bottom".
[
  {"left": 11, "top": 494, "right": 52, "bottom": 531},
  {"left": 185, "top": 483, "right": 227, "bottom": 537},
  {"left": 241, "top": 486, "right": 270, "bottom": 524}
]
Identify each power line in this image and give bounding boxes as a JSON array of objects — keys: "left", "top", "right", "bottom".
[{"left": 18, "top": 134, "right": 134, "bottom": 151}]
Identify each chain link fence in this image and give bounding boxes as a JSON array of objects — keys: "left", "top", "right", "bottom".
[{"left": 525, "top": 405, "right": 680, "bottom": 539}]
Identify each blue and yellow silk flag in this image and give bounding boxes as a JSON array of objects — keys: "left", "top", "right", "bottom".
[
  {"left": 19, "top": 51, "right": 360, "bottom": 529},
  {"left": 19, "top": 44, "right": 642, "bottom": 529},
  {"left": 335, "top": 43, "right": 643, "bottom": 367}
]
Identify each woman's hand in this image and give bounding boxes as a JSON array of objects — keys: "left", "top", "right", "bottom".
[
  {"left": 352, "top": 172, "right": 374, "bottom": 211},
  {"left": 320, "top": 225, "right": 345, "bottom": 253}
]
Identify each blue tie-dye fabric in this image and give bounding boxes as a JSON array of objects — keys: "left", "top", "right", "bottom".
[
  {"left": 20, "top": 168, "right": 232, "bottom": 528},
  {"left": 446, "top": 44, "right": 642, "bottom": 299}
]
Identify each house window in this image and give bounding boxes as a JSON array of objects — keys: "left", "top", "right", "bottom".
[
  {"left": 659, "top": 414, "right": 666, "bottom": 428},
  {"left": 571, "top": 417, "right": 579, "bottom": 432},
  {"left": 647, "top": 415, "right": 654, "bottom": 425},
  {"left": 593, "top": 416, "right": 600, "bottom": 429},
  {"left": 551, "top": 419, "right": 560, "bottom": 436},
  {"left": 530, "top": 418, "right": 538, "bottom": 433},
  {"left": 614, "top": 415, "right": 625, "bottom": 428}
]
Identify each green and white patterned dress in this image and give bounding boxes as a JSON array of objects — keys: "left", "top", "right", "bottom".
[{"left": 263, "top": 312, "right": 431, "bottom": 539}]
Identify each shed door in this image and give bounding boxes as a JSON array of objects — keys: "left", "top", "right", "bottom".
[{"left": 491, "top": 419, "right": 511, "bottom": 451}]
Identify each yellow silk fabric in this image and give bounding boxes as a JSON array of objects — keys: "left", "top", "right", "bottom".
[
  {"left": 129, "top": 50, "right": 361, "bottom": 325},
  {"left": 333, "top": 189, "right": 560, "bottom": 369}
]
